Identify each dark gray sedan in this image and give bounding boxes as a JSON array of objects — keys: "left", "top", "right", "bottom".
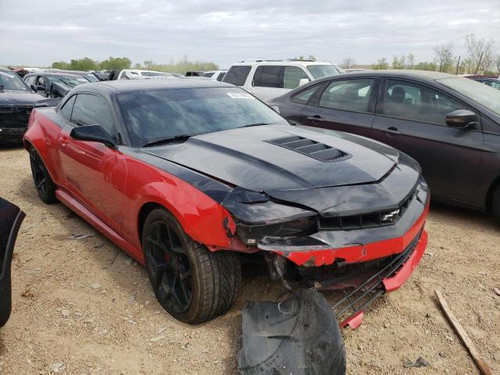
[{"left": 268, "top": 70, "right": 500, "bottom": 219}]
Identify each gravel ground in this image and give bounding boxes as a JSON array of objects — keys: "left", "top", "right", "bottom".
[{"left": 0, "top": 144, "right": 499, "bottom": 375}]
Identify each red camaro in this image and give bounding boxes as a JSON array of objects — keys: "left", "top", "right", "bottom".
[{"left": 24, "top": 79, "right": 429, "bottom": 325}]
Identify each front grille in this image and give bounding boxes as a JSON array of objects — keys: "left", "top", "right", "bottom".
[
  {"left": 319, "top": 191, "right": 414, "bottom": 230},
  {"left": 267, "top": 135, "right": 350, "bottom": 162},
  {"left": 0, "top": 106, "right": 32, "bottom": 129}
]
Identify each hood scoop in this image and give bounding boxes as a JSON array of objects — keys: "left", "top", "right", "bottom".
[{"left": 267, "top": 135, "right": 350, "bottom": 162}]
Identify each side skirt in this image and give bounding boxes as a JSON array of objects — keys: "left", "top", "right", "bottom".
[{"left": 55, "top": 189, "right": 145, "bottom": 264}]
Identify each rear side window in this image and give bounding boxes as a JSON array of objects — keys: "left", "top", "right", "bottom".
[
  {"left": 382, "top": 79, "right": 466, "bottom": 125},
  {"left": 59, "top": 95, "right": 76, "bottom": 121},
  {"left": 216, "top": 72, "right": 226, "bottom": 81},
  {"left": 291, "top": 84, "right": 322, "bottom": 104},
  {"left": 71, "top": 94, "right": 116, "bottom": 136},
  {"left": 319, "top": 79, "right": 375, "bottom": 113},
  {"left": 283, "top": 67, "right": 309, "bottom": 89},
  {"left": 253, "top": 66, "right": 284, "bottom": 88},
  {"left": 223, "top": 66, "right": 251, "bottom": 86}
]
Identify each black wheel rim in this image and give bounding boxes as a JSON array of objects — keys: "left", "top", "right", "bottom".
[
  {"left": 145, "top": 221, "right": 193, "bottom": 314},
  {"left": 29, "top": 150, "right": 47, "bottom": 198}
]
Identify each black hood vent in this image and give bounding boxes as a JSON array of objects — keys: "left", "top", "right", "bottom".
[{"left": 267, "top": 135, "right": 350, "bottom": 162}]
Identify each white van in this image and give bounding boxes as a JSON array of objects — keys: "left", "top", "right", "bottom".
[{"left": 223, "top": 60, "right": 343, "bottom": 102}]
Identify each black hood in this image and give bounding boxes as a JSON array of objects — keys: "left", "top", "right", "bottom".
[
  {"left": 0, "top": 91, "right": 45, "bottom": 106},
  {"left": 143, "top": 125, "right": 399, "bottom": 192}
]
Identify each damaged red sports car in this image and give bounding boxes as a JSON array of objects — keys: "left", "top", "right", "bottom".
[{"left": 23, "top": 80, "right": 429, "bottom": 324}]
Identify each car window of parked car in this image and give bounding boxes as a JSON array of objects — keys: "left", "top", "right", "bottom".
[
  {"left": 117, "top": 87, "right": 287, "bottom": 147},
  {"left": 0, "top": 70, "right": 29, "bottom": 91},
  {"left": 24, "top": 75, "right": 36, "bottom": 87},
  {"left": 59, "top": 95, "right": 77, "bottom": 121},
  {"left": 382, "top": 80, "right": 468, "bottom": 125},
  {"left": 318, "top": 79, "right": 374, "bottom": 113},
  {"left": 71, "top": 94, "right": 116, "bottom": 136},
  {"left": 291, "top": 84, "right": 323, "bottom": 104},
  {"left": 216, "top": 72, "right": 226, "bottom": 82},
  {"left": 253, "top": 66, "right": 284, "bottom": 88},
  {"left": 283, "top": 67, "right": 309, "bottom": 89},
  {"left": 223, "top": 66, "right": 251, "bottom": 86}
]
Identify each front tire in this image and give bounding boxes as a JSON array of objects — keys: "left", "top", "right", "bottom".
[
  {"left": 142, "top": 208, "right": 241, "bottom": 324},
  {"left": 29, "top": 147, "right": 57, "bottom": 204}
]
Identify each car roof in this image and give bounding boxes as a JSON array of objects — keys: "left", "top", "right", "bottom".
[
  {"left": 230, "top": 60, "right": 337, "bottom": 67},
  {"left": 73, "top": 78, "right": 234, "bottom": 95},
  {"left": 336, "top": 69, "right": 455, "bottom": 81}
]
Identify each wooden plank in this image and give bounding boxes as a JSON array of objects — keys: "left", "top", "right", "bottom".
[{"left": 435, "top": 290, "right": 493, "bottom": 375}]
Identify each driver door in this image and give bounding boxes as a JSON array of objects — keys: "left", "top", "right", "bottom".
[{"left": 57, "top": 93, "right": 128, "bottom": 234}]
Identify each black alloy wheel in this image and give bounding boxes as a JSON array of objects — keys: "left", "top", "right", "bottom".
[
  {"left": 144, "top": 220, "right": 193, "bottom": 314},
  {"left": 29, "top": 147, "right": 57, "bottom": 204}
]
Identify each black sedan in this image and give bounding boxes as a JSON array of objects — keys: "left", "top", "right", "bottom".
[
  {"left": 23, "top": 72, "right": 91, "bottom": 98},
  {"left": 268, "top": 71, "right": 500, "bottom": 219}
]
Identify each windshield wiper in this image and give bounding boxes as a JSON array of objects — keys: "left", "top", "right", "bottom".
[
  {"left": 142, "top": 134, "right": 192, "bottom": 147},
  {"left": 242, "top": 122, "right": 271, "bottom": 128}
]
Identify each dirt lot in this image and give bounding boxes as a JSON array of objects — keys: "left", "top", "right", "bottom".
[{"left": 0, "top": 144, "right": 498, "bottom": 375}]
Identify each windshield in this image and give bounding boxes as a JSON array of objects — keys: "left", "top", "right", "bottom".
[
  {"left": 117, "top": 87, "right": 287, "bottom": 147},
  {"left": 48, "top": 76, "right": 89, "bottom": 88},
  {"left": 83, "top": 74, "right": 99, "bottom": 82},
  {"left": 141, "top": 71, "right": 169, "bottom": 77},
  {"left": 307, "top": 64, "right": 344, "bottom": 79},
  {"left": 0, "top": 70, "right": 29, "bottom": 91},
  {"left": 439, "top": 76, "right": 500, "bottom": 116}
]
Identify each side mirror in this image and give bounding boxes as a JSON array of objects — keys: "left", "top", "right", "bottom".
[
  {"left": 446, "top": 109, "right": 479, "bottom": 129},
  {"left": 70, "top": 125, "right": 116, "bottom": 148},
  {"left": 298, "top": 78, "right": 310, "bottom": 87},
  {"left": 30, "top": 84, "right": 38, "bottom": 92}
]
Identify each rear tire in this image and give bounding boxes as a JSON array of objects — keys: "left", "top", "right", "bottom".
[
  {"left": 492, "top": 186, "right": 500, "bottom": 221},
  {"left": 29, "top": 147, "right": 57, "bottom": 204},
  {"left": 142, "top": 208, "right": 241, "bottom": 324}
]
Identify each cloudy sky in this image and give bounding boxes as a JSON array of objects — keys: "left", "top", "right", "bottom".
[{"left": 1, "top": 0, "right": 499, "bottom": 68}]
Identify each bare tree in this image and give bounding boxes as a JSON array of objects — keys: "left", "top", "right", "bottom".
[
  {"left": 372, "top": 58, "right": 389, "bottom": 70},
  {"left": 392, "top": 55, "right": 405, "bottom": 69},
  {"left": 340, "top": 57, "right": 356, "bottom": 69},
  {"left": 433, "top": 43, "right": 454, "bottom": 72},
  {"left": 496, "top": 55, "right": 500, "bottom": 75},
  {"left": 143, "top": 60, "right": 154, "bottom": 69},
  {"left": 463, "top": 34, "right": 495, "bottom": 74}
]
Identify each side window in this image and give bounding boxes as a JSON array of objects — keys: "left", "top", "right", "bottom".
[
  {"left": 223, "top": 66, "right": 251, "bottom": 86},
  {"left": 71, "top": 94, "right": 116, "bottom": 136},
  {"left": 216, "top": 72, "right": 226, "bottom": 82},
  {"left": 283, "top": 67, "right": 309, "bottom": 89},
  {"left": 318, "top": 79, "right": 375, "bottom": 113},
  {"left": 382, "top": 80, "right": 466, "bottom": 125},
  {"left": 253, "top": 66, "right": 284, "bottom": 88},
  {"left": 291, "top": 84, "right": 322, "bottom": 104},
  {"left": 25, "top": 76, "right": 35, "bottom": 86},
  {"left": 59, "top": 95, "right": 76, "bottom": 121}
]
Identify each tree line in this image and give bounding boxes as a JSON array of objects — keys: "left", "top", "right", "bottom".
[
  {"left": 341, "top": 34, "right": 500, "bottom": 75},
  {"left": 51, "top": 56, "right": 218, "bottom": 74}
]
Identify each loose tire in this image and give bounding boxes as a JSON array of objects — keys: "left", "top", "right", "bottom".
[
  {"left": 29, "top": 147, "right": 57, "bottom": 204},
  {"left": 142, "top": 208, "right": 241, "bottom": 324},
  {"left": 493, "top": 186, "right": 500, "bottom": 221}
]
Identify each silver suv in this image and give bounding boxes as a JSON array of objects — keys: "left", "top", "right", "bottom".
[{"left": 223, "top": 60, "right": 343, "bottom": 102}]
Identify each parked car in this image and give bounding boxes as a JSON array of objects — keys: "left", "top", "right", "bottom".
[
  {"left": 0, "top": 67, "right": 46, "bottom": 141},
  {"left": 223, "top": 60, "right": 344, "bottom": 102},
  {"left": 268, "top": 70, "right": 500, "bottom": 219},
  {"left": 467, "top": 76, "right": 500, "bottom": 90},
  {"left": 24, "top": 79, "right": 429, "bottom": 325},
  {"left": 23, "top": 72, "right": 90, "bottom": 98},
  {"left": 47, "top": 69, "right": 100, "bottom": 83},
  {"left": 0, "top": 197, "right": 25, "bottom": 328},
  {"left": 185, "top": 71, "right": 205, "bottom": 77},
  {"left": 201, "top": 70, "right": 227, "bottom": 81},
  {"left": 115, "top": 69, "right": 175, "bottom": 80}
]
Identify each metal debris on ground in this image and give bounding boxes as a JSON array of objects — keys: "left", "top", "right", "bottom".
[
  {"left": 403, "top": 357, "right": 430, "bottom": 368},
  {"left": 68, "top": 233, "right": 94, "bottom": 240}
]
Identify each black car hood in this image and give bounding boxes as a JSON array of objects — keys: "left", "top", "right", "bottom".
[
  {"left": 0, "top": 91, "right": 45, "bottom": 106},
  {"left": 143, "top": 125, "right": 398, "bottom": 192}
]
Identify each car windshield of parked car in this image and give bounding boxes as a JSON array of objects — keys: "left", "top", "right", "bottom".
[
  {"left": 83, "top": 74, "right": 99, "bottom": 82},
  {"left": 118, "top": 87, "right": 287, "bottom": 147},
  {"left": 439, "top": 77, "right": 500, "bottom": 116},
  {"left": 307, "top": 65, "right": 343, "bottom": 79},
  {"left": 0, "top": 70, "right": 29, "bottom": 91},
  {"left": 49, "top": 76, "right": 89, "bottom": 88}
]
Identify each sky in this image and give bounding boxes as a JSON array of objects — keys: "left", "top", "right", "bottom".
[{"left": 0, "top": 0, "right": 499, "bottom": 69}]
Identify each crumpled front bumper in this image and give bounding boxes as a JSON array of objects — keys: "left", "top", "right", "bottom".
[{"left": 258, "top": 184, "right": 429, "bottom": 268}]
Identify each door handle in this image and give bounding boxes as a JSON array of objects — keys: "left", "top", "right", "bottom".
[
  {"left": 59, "top": 136, "right": 68, "bottom": 147},
  {"left": 306, "top": 115, "right": 324, "bottom": 122},
  {"left": 382, "top": 127, "right": 402, "bottom": 135}
]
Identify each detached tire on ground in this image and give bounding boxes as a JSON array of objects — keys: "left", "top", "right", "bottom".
[
  {"left": 142, "top": 208, "right": 241, "bottom": 324},
  {"left": 28, "top": 147, "right": 57, "bottom": 204}
]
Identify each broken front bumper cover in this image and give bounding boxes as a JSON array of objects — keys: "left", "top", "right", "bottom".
[{"left": 258, "top": 190, "right": 429, "bottom": 267}]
